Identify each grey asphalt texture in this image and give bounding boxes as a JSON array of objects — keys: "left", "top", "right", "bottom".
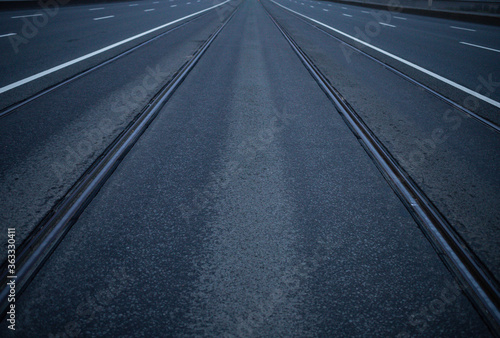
[
  {"left": 0, "top": 0, "right": 492, "bottom": 335},
  {"left": 264, "top": 0, "right": 500, "bottom": 283},
  {"left": 0, "top": 3, "right": 235, "bottom": 262}
]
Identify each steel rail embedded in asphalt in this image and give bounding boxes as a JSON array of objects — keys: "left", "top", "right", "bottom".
[
  {"left": 268, "top": 3, "right": 500, "bottom": 134},
  {"left": 0, "top": 11, "right": 212, "bottom": 120},
  {"left": 262, "top": 2, "right": 500, "bottom": 334},
  {"left": 0, "top": 4, "right": 240, "bottom": 317}
]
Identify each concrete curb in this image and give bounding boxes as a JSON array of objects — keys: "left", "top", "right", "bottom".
[{"left": 321, "top": 0, "right": 500, "bottom": 25}]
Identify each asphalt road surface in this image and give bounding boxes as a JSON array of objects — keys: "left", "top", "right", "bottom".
[{"left": 0, "top": 0, "right": 498, "bottom": 335}]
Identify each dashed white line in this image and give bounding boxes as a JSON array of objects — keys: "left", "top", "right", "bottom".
[
  {"left": 451, "top": 26, "right": 476, "bottom": 32},
  {"left": 394, "top": 16, "right": 406, "bottom": 20},
  {"left": 145, "top": 8, "right": 155, "bottom": 11},
  {"left": 11, "top": 14, "right": 43, "bottom": 18},
  {"left": 0, "top": 33, "right": 16, "bottom": 38},
  {"left": 341, "top": 6, "right": 347, "bottom": 9},
  {"left": 0, "top": 0, "right": 231, "bottom": 95},
  {"left": 270, "top": 0, "right": 500, "bottom": 109},
  {"left": 301, "top": 2, "right": 304, "bottom": 5},
  {"left": 129, "top": 3, "right": 139, "bottom": 6},
  {"left": 379, "top": 22, "right": 396, "bottom": 27},
  {"left": 187, "top": 1, "right": 191, "bottom": 3},
  {"left": 89, "top": 7, "right": 105, "bottom": 11},
  {"left": 310, "top": 5, "right": 314, "bottom": 8},
  {"left": 153, "top": 1, "right": 159, "bottom": 3},
  {"left": 342, "top": 13, "right": 352, "bottom": 17},
  {"left": 323, "top": 8, "right": 328, "bottom": 11},
  {"left": 93, "top": 15, "right": 114, "bottom": 20},
  {"left": 361, "top": 10, "right": 370, "bottom": 14},
  {"left": 171, "top": 4, "right": 177, "bottom": 6},
  {"left": 460, "top": 41, "right": 500, "bottom": 53}
]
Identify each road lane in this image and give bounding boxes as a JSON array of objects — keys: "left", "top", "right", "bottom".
[
  {"left": 1, "top": 0, "right": 490, "bottom": 335},
  {"left": 0, "top": 0, "right": 235, "bottom": 109},
  {"left": 263, "top": 0, "right": 500, "bottom": 284},
  {"left": 0, "top": 7, "right": 236, "bottom": 263},
  {"left": 269, "top": 0, "right": 500, "bottom": 109}
]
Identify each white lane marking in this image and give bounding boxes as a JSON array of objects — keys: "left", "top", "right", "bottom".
[
  {"left": 187, "top": 1, "right": 191, "bottom": 3},
  {"left": 0, "top": 33, "right": 16, "bottom": 38},
  {"left": 89, "top": 7, "right": 105, "bottom": 11},
  {"left": 11, "top": 14, "right": 43, "bottom": 18},
  {"left": 323, "top": 8, "right": 328, "bottom": 11},
  {"left": 301, "top": 2, "right": 304, "bottom": 4},
  {"left": 0, "top": 0, "right": 231, "bottom": 95},
  {"left": 270, "top": 0, "right": 500, "bottom": 109},
  {"left": 460, "top": 41, "right": 500, "bottom": 53},
  {"left": 361, "top": 10, "right": 370, "bottom": 13},
  {"left": 153, "top": 1, "right": 159, "bottom": 3},
  {"left": 171, "top": 4, "right": 177, "bottom": 6},
  {"left": 145, "top": 8, "right": 156, "bottom": 11},
  {"left": 341, "top": 6, "right": 347, "bottom": 9},
  {"left": 93, "top": 15, "right": 115, "bottom": 20},
  {"left": 310, "top": 5, "right": 314, "bottom": 8},
  {"left": 379, "top": 22, "right": 396, "bottom": 27},
  {"left": 394, "top": 16, "right": 406, "bottom": 20},
  {"left": 328, "top": 4, "right": 331, "bottom": 6},
  {"left": 451, "top": 26, "right": 476, "bottom": 32},
  {"left": 129, "top": 3, "right": 139, "bottom": 6},
  {"left": 342, "top": 13, "right": 352, "bottom": 17}
]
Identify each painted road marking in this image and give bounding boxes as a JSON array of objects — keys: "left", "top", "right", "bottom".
[
  {"left": 379, "top": 22, "right": 396, "bottom": 27},
  {"left": 451, "top": 26, "right": 476, "bottom": 32},
  {"left": 93, "top": 15, "right": 115, "bottom": 20},
  {"left": 89, "top": 7, "right": 105, "bottom": 11},
  {"left": 145, "top": 8, "right": 156, "bottom": 11},
  {"left": 460, "top": 41, "right": 500, "bottom": 53},
  {"left": 0, "top": 33, "right": 16, "bottom": 38},
  {"left": 342, "top": 13, "right": 352, "bottom": 17},
  {"left": 11, "top": 14, "right": 43, "bottom": 18}
]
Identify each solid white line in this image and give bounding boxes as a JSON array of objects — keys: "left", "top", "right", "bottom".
[
  {"left": 451, "top": 26, "right": 476, "bottom": 32},
  {"left": 89, "top": 7, "right": 105, "bottom": 11},
  {"left": 342, "top": 13, "right": 352, "bottom": 17},
  {"left": 270, "top": 0, "right": 500, "bottom": 109},
  {"left": 145, "top": 8, "right": 155, "bottom": 11},
  {"left": 11, "top": 14, "right": 43, "bottom": 18},
  {"left": 0, "top": 0, "right": 231, "bottom": 95},
  {"left": 93, "top": 15, "right": 115, "bottom": 20},
  {"left": 0, "top": 33, "right": 16, "bottom": 38},
  {"left": 394, "top": 16, "right": 406, "bottom": 20},
  {"left": 460, "top": 41, "right": 500, "bottom": 53},
  {"left": 379, "top": 22, "right": 396, "bottom": 27}
]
